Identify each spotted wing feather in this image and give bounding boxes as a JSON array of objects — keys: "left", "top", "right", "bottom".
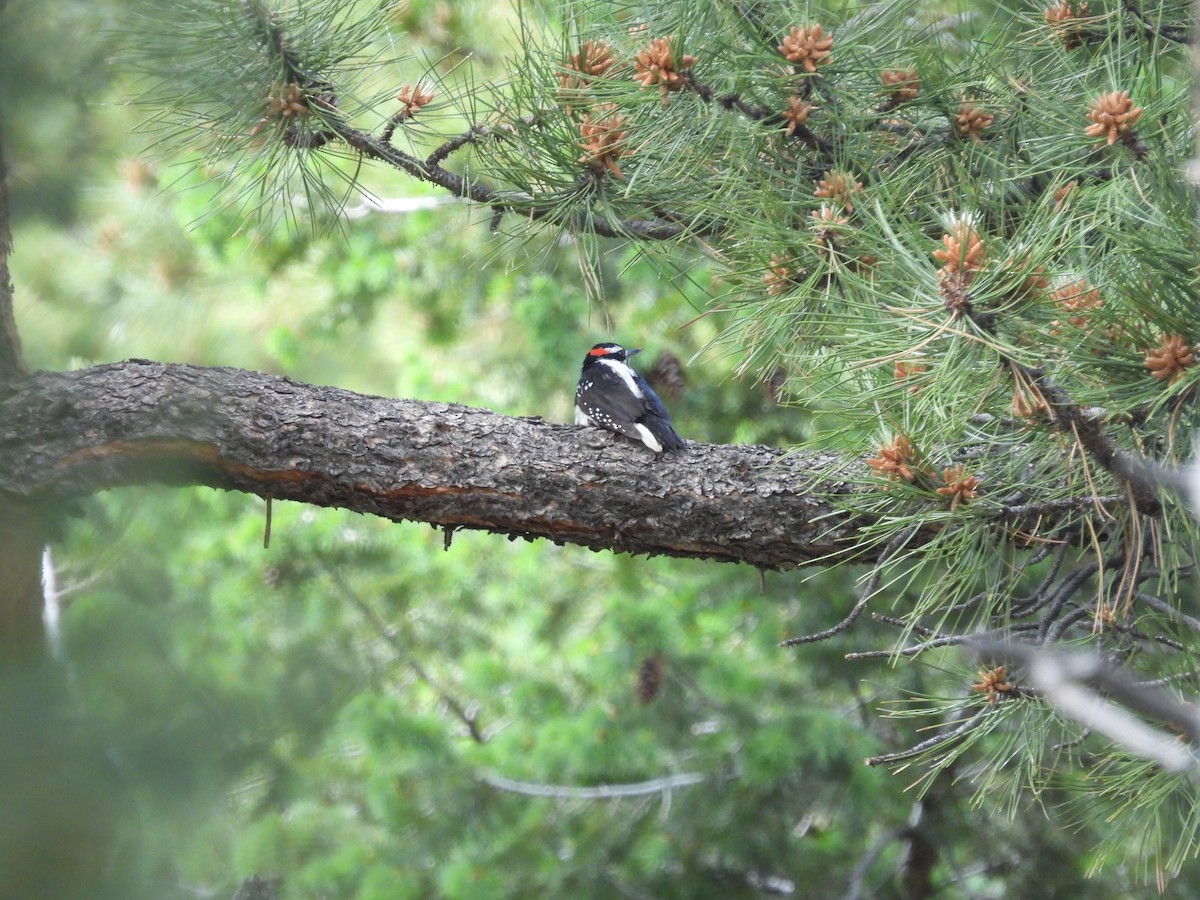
[
  {"left": 633, "top": 375, "right": 685, "bottom": 452},
  {"left": 576, "top": 368, "right": 684, "bottom": 453}
]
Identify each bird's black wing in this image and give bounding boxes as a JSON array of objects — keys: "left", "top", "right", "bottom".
[
  {"left": 635, "top": 377, "right": 685, "bottom": 452},
  {"left": 576, "top": 373, "right": 653, "bottom": 443}
]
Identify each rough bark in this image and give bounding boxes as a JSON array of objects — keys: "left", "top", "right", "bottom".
[{"left": 0, "top": 360, "right": 878, "bottom": 569}]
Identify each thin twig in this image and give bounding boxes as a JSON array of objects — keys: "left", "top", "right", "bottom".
[
  {"left": 1134, "top": 590, "right": 1200, "bottom": 633},
  {"left": 865, "top": 707, "right": 990, "bottom": 767},
  {"left": 480, "top": 770, "right": 704, "bottom": 798},
  {"left": 1008, "top": 542, "right": 1069, "bottom": 618},
  {"left": 944, "top": 546, "right": 1051, "bottom": 614},
  {"left": 1006, "top": 359, "right": 1163, "bottom": 514},
  {"left": 1034, "top": 560, "right": 1105, "bottom": 640},
  {"left": 328, "top": 567, "right": 486, "bottom": 743},
  {"left": 780, "top": 526, "right": 917, "bottom": 646}
]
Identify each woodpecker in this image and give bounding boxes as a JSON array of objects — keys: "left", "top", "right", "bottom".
[{"left": 575, "top": 342, "right": 685, "bottom": 453}]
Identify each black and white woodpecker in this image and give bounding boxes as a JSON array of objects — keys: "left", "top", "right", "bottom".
[{"left": 574, "top": 342, "right": 685, "bottom": 454}]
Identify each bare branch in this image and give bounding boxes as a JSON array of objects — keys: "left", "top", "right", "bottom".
[
  {"left": 865, "top": 707, "right": 990, "bottom": 767},
  {"left": 329, "top": 567, "right": 486, "bottom": 743},
  {"left": 0, "top": 361, "right": 882, "bottom": 570},
  {"left": 780, "top": 525, "right": 917, "bottom": 646},
  {"left": 480, "top": 770, "right": 704, "bottom": 798}
]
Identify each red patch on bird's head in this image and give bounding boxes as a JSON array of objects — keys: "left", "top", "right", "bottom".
[{"left": 589, "top": 346, "right": 615, "bottom": 356}]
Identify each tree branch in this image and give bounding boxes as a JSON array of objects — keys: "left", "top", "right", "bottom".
[
  {"left": 334, "top": 120, "right": 699, "bottom": 240},
  {"left": 480, "top": 770, "right": 704, "bottom": 798},
  {"left": 0, "top": 361, "right": 884, "bottom": 569}
]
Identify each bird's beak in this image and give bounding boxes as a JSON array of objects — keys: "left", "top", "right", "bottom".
[{"left": 626, "top": 347, "right": 643, "bottom": 357}]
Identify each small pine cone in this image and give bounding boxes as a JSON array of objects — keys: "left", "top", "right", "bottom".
[
  {"left": 560, "top": 39, "right": 616, "bottom": 89},
  {"left": 633, "top": 36, "right": 696, "bottom": 96},
  {"left": 997, "top": 257, "right": 1049, "bottom": 307},
  {"left": 955, "top": 100, "right": 993, "bottom": 141},
  {"left": 578, "top": 104, "right": 629, "bottom": 177},
  {"left": 397, "top": 82, "right": 434, "bottom": 115},
  {"left": 765, "top": 366, "right": 788, "bottom": 402},
  {"left": 813, "top": 169, "right": 863, "bottom": 212},
  {"left": 778, "top": 24, "right": 833, "bottom": 73},
  {"left": 881, "top": 68, "right": 920, "bottom": 102},
  {"left": 1144, "top": 333, "right": 1195, "bottom": 385},
  {"left": 933, "top": 220, "right": 986, "bottom": 275},
  {"left": 938, "top": 269, "right": 973, "bottom": 313},
  {"left": 1052, "top": 180, "right": 1078, "bottom": 210},
  {"left": 782, "top": 95, "right": 814, "bottom": 136},
  {"left": 893, "top": 359, "right": 928, "bottom": 394},
  {"left": 937, "top": 464, "right": 981, "bottom": 510},
  {"left": 1049, "top": 279, "right": 1101, "bottom": 330},
  {"left": 636, "top": 654, "right": 663, "bottom": 704},
  {"left": 1085, "top": 90, "right": 1142, "bottom": 146},
  {"left": 266, "top": 82, "right": 310, "bottom": 119},
  {"left": 762, "top": 255, "right": 794, "bottom": 295},
  {"left": 1044, "top": 1, "right": 1089, "bottom": 47},
  {"left": 1011, "top": 383, "right": 1050, "bottom": 421},
  {"left": 971, "top": 666, "right": 1013, "bottom": 704},
  {"left": 1006, "top": 259, "right": 1050, "bottom": 302},
  {"left": 810, "top": 205, "right": 848, "bottom": 249},
  {"left": 867, "top": 434, "right": 921, "bottom": 483},
  {"left": 645, "top": 351, "right": 686, "bottom": 400}
]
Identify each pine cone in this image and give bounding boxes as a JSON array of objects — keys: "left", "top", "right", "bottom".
[
  {"left": 1049, "top": 279, "right": 1101, "bottom": 330},
  {"left": 1002, "top": 258, "right": 1049, "bottom": 303},
  {"left": 810, "top": 205, "right": 848, "bottom": 249},
  {"left": 1144, "top": 333, "right": 1195, "bottom": 385},
  {"left": 938, "top": 269, "right": 973, "bottom": 312},
  {"left": 777, "top": 25, "right": 833, "bottom": 73},
  {"left": 265, "top": 83, "right": 309, "bottom": 119},
  {"left": 955, "top": 100, "right": 993, "bottom": 141},
  {"left": 936, "top": 464, "right": 981, "bottom": 510},
  {"left": 645, "top": 351, "right": 686, "bottom": 399},
  {"left": 933, "top": 220, "right": 986, "bottom": 275},
  {"left": 559, "top": 40, "right": 617, "bottom": 96},
  {"left": 397, "top": 82, "right": 434, "bottom": 115},
  {"left": 881, "top": 68, "right": 920, "bottom": 102},
  {"left": 1052, "top": 181, "right": 1078, "bottom": 210},
  {"left": 813, "top": 169, "right": 863, "bottom": 212},
  {"left": 762, "top": 255, "right": 794, "bottom": 295},
  {"left": 1085, "top": 90, "right": 1142, "bottom": 146},
  {"left": 971, "top": 666, "right": 1013, "bottom": 704},
  {"left": 1044, "top": 1, "right": 1089, "bottom": 47},
  {"left": 633, "top": 36, "right": 696, "bottom": 96},
  {"left": 867, "top": 434, "right": 921, "bottom": 483},
  {"left": 893, "top": 359, "right": 928, "bottom": 394},
  {"left": 782, "top": 96, "right": 814, "bottom": 136},
  {"left": 578, "top": 104, "right": 629, "bottom": 177},
  {"left": 636, "top": 654, "right": 663, "bottom": 704}
]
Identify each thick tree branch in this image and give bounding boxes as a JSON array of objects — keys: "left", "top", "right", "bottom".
[{"left": 0, "top": 361, "right": 884, "bottom": 569}]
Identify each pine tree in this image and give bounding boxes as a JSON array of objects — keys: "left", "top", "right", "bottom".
[{"left": 3, "top": 0, "right": 1200, "bottom": 889}]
